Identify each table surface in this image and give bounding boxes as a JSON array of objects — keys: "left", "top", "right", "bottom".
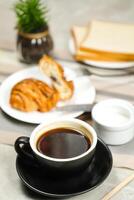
[{"left": 0, "top": 0, "right": 134, "bottom": 200}]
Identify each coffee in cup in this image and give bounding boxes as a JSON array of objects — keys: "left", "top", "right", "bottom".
[{"left": 36, "top": 127, "right": 91, "bottom": 159}]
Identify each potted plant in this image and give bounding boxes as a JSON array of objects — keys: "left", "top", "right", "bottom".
[{"left": 14, "top": 0, "right": 53, "bottom": 63}]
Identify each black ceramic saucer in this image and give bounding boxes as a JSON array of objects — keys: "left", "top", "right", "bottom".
[{"left": 16, "top": 138, "right": 113, "bottom": 198}]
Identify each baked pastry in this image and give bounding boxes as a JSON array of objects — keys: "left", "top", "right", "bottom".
[
  {"left": 10, "top": 90, "right": 38, "bottom": 112},
  {"left": 39, "top": 55, "right": 74, "bottom": 100},
  {"left": 10, "top": 78, "right": 59, "bottom": 112}
]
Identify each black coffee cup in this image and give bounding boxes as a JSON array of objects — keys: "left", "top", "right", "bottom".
[{"left": 15, "top": 118, "right": 97, "bottom": 173}]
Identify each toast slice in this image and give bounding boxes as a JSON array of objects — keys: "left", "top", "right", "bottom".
[
  {"left": 81, "top": 20, "right": 134, "bottom": 60},
  {"left": 71, "top": 25, "right": 134, "bottom": 62},
  {"left": 39, "top": 55, "right": 74, "bottom": 100},
  {"left": 71, "top": 25, "right": 89, "bottom": 50}
]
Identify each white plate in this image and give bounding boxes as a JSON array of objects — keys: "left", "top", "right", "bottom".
[
  {"left": 0, "top": 65, "right": 95, "bottom": 124},
  {"left": 69, "top": 39, "right": 134, "bottom": 76}
]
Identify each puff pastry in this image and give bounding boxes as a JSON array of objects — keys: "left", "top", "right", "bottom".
[
  {"left": 39, "top": 55, "right": 74, "bottom": 100},
  {"left": 10, "top": 78, "right": 59, "bottom": 112}
]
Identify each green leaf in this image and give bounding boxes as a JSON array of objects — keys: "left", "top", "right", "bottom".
[{"left": 14, "top": 0, "right": 48, "bottom": 33}]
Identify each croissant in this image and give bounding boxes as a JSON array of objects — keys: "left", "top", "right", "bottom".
[
  {"left": 10, "top": 78, "right": 59, "bottom": 112},
  {"left": 39, "top": 55, "right": 74, "bottom": 100}
]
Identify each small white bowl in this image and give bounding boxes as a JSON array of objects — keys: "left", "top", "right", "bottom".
[{"left": 91, "top": 99, "right": 134, "bottom": 145}]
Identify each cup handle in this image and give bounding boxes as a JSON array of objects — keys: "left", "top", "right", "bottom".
[{"left": 14, "top": 136, "right": 36, "bottom": 165}]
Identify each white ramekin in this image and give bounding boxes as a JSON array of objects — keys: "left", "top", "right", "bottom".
[{"left": 91, "top": 99, "right": 134, "bottom": 145}]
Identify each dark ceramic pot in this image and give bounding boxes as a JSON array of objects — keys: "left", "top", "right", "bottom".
[{"left": 17, "top": 27, "right": 53, "bottom": 64}]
